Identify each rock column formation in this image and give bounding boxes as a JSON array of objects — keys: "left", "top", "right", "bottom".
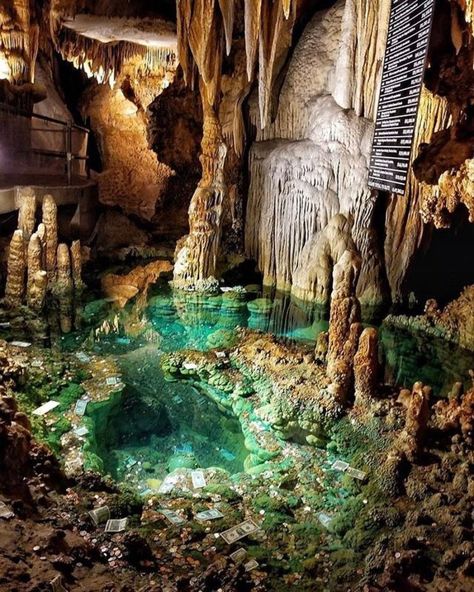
[
  {"left": 17, "top": 188, "right": 36, "bottom": 241},
  {"left": 42, "top": 194, "right": 58, "bottom": 283},
  {"left": 4, "top": 230, "right": 26, "bottom": 309},
  {"left": 174, "top": 90, "right": 228, "bottom": 285},
  {"left": 55, "top": 244, "right": 73, "bottom": 334},
  {"left": 353, "top": 327, "right": 379, "bottom": 407},
  {"left": 326, "top": 249, "right": 362, "bottom": 403}
]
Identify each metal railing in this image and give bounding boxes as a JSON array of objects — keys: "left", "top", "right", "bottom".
[{"left": 0, "top": 102, "right": 90, "bottom": 185}]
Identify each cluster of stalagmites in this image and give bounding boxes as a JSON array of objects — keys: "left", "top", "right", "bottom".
[{"left": 2, "top": 188, "right": 83, "bottom": 333}]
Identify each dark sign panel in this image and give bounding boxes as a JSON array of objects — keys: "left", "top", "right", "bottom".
[{"left": 368, "top": 0, "right": 436, "bottom": 195}]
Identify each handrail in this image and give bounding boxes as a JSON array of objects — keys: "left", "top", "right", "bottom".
[
  {"left": 0, "top": 101, "right": 90, "bottom": 185},
  {"left": 0, "top": 102, "right": 89, "bottom": 134}
]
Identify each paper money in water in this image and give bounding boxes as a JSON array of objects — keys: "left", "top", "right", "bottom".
[
  {"left": 0, "top": 501, "right": 14, "bottom": 519},
  {"left": 105, "top": 518, "right": 128, "bottom": 533},
  {"left": 73, "top": 426, "right": 89, "bottom": 437},
  {"left": 229, "top": 548, "right": 247, "bottom": 564},
  {"left": 183, "top": 362, "right": 198, "bottom": 370},
  {"left": 317, "top": 512, "right": 333, "bottom": 529},
  {"left": 220, "top": 519, "right": 260, "bottom": 544},
  {"left": 74, "top": 399, "right": 88, "bottom": 416},
  {"left": 158, "top": 475, "right": 178, "bottom": 494},
  {"left": 195, "top": 509, "right": 224, "bottom": 521},
  {"left": 346, "top": 467, "right": 367, "bottom": 481},
  {"left": 220, "top": 448, "right": 236, "bottom": 462},
  {"left": 89, "top": 506, "right": 110, "bottom": 526},
  {"left": 159, "top": 509, "right": 186, "bottom": 525},
  {"left": 33, "top": 400, "right": 60, "bottom": 416},
  {"left": 75, "top": 352, "right": 91, "bottom": 363},
  {"left": 191, "top": 470, "right": 206, "bottom": 489},
  {"left": 244, "top": 559, "right": 259, "bottom": 572},
  {"left": 331, "top": 460, "right": 349, "bottom": 472},
  {"left": 106, "top": 376, "right": 121, "bottom": 386},
  {"left": 0, "top": 322, "right": 11, "bottom": 329},
  {"left": 10, "top": 341, "right": 31, "bottom": 348}
]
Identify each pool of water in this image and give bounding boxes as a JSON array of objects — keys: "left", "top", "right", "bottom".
[{"left": 53, "top": 281, "right": 473, "bottom": 486}]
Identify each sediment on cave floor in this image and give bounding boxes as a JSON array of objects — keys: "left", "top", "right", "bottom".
[{"left": 0, "top": 1, "right": 473, "bottom": 592}]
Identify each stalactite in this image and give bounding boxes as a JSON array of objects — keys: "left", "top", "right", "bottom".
[
  {"left": 244, "top": 0, "right": 262, "bottom": 81},
  {"left": 17, "top": 187, "right": 36, "bottom": 242},
  {"left": 218, "top": 0, "right": 235, "bottom": 56},
  {"left": 4, "top": 230, "right": 26, "bottom": 309},
  {"left": 42, "top": 194, "right": 58, "bottom": 283}
]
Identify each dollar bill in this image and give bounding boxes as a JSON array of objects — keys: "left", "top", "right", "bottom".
[
  {"left": 191, "top": 470, "right": 206, "bottom": 489},
  {"left": 220, "top": 519, "right": 260, "bottom": 544},
  {"left": 195, "top": 509, "right": 224, "bottom": 521},
  {"left": 105, "top": 518, "right": 128, "bottom": 532},
  {"left": 159, "top": 509, "right": 186, "bottom": 525},
  {"left": 73, "top": 426, "right": 89, "bottom": 437},
  {"left": 75, "top": 352, "right": 91, "bottom": 363},
  {"left": 244, "top": 559, "right": 259, "bottom": 572},
  {"left": 105, "top": 376, "right": 121, "bottom": 386},
  {"left": 331, "top": 460, "right": 349, "bottom": 472},
  {"left": 88, "top": 506, "right": 110, "bottom": 526},
  {"left": 74, "top": 399, "right": 88, "bottom": 416},
  {"left": 10, "top": 341, "right": 31, "bottom": 348},
  {"left": 229, "top": 548, "right": 247, "bottom": 564},
  {"left": 317, "top": 512, "right": 333, "bottom": 529},
  {"left": 346, "top": 467, "right": 367, "bottom": 481},
  {"left": 32, "top": 400, "right": 60, "bottom": 416}
]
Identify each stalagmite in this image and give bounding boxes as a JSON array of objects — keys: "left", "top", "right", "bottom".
[
  {"left": 26, "top": 233, "right": 43, "bottom": 296},
  {"left": 4, "top": 230, "right": 26, "bottom": 309},
  {"left": 55, "top": 243, "right": 73, "bottom": 334},
  {"left": 27, "top": 271, "right": 47, "bottom": 312},
  {"left": 174, "top": 85, "right": 227, "bottom": 285},
  {"left": 17, "top": 187, "right": 36, "bottom": 242},
  {"left": 398, "top": 382, "right": 431, "bottom": 462},
  {"left": 354, "top": 327, "right": 379, "bottom": 406},
  {"left": 42, "top": 195, "right": 58, "bottom": 282},
  {"left": 70, "top": 240, "right": 84, "bottom": 292},
  {"left": 326, "top": 250, "right": 361, "bottom": 403}
]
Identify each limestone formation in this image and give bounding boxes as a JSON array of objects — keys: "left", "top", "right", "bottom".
[
  {"left": 4, "top": 230, "right": 26, "bottom": 309},
  {"left": 26, "top": 232, "right": 42, "bottom": 294},
  {"left": 326, "top": 250, "right": 361, "bottom": 403},
  {"left": 42, "top": 194, "right": 58, "bottom": 282},
  {"left": 27, "top": 270, "right": 47, "bottom": 312},
  {"left": 16, "top": 187, "right": 36, "bottom": 241},
  {"left": 55, "top": 243, "right": 73, "bottom": 333},
  {"left": 70, "top": 240, "right": 83, "bottom": 292},
  {"left": 397, "top": 382, "right": 431, "bottom": 463},
  {"left": 354, "top": 327, "right": 379, "bottom": 407}
]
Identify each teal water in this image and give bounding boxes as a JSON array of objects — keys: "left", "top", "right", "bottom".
[{"left": 59, "top": 282, "right": 473, "bottom": 488}]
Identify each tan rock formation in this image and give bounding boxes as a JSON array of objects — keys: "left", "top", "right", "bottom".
[
  {"left": 27, "top": 270, "right": 47, "bottom": 312},
  {"left": 55, "top": 243, "right": 73, "bottom": 333},
  {"left": 16, "top": 187, "right": 36, "bottom": 241},
  {"left": 174, "top": 89, "right": 227, "bottom": 285},
  {"left": 70, "top": 240, "right": 83, "bottom": 292},
  {"left": 4, "top": 230, "right": 26, "bottom": 309},
  {"left": 354, "top": 327, "right": 379, "bottom": 407},
  {"left": 326, "top": 250, "right": 361, "bottom": 403},
  {"left": 398, "top": 382, "right": 431, "bottom": 463},
  {"left": 102, "top": 259, "right": 173, "bottom": 309},
  {"left": 26, "top": 232, "right": 43, "bottom": 297},
  {"left": 42, "top": 194, "right": 58, "bottom": 282}
]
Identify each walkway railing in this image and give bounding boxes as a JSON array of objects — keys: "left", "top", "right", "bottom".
[{"left": 0, "top": 102, "right": 90, "bottom": 185}]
